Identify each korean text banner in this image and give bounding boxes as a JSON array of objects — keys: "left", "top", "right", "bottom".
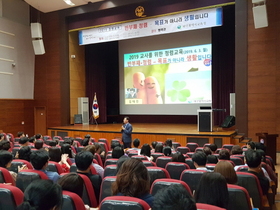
[{"left": 79, "top": 7, "right": 222, "bottom": 45}]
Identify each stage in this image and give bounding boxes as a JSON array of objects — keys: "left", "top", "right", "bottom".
[{"left": 48, "top": 123, "right": 238, "bottom": 148}]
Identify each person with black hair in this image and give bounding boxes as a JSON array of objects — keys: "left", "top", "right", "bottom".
[
  {"left": 18, "top": 146, "right": 31, "bottom": 161},
  {"left": 153, "top": 184, "right": 197, "bottom": 210},
  {"left": 61, "top": 143, "right": 75, "bottom": 164},
  {"left": 18, "top": 137, "right": 29, "bottom": 147},
  {"left": 121, "top": 116, "right": 133, "bottom": 149},
  {"left": 17, "top": 179, "right": 62, "bottom": 210},
  {"left": 48, "top": 147, "right": 70, "bottom": 173},
  {"left": 75, "top": 151, "right": 102, "bottom": 201},
  {"left": 127, "top": 138, "right": 141, "bottom": 154},
  {"left": 111, "top": 141, "right": 121, "bottom": 150},
  {"left": 207, "top": 144, "right": 217, "bottom": 154},
  {"left": 140, "top": 144, "right": 152, "bottom": 161},
  {"left": 116, "top": 155, "right": 130, "bottom": 173},
  {"left": 231, "top": 145, "right": 243, "bottom": 155},
  {"left": 30, "top": 150, "right": 60, "bottom": 183},
  {"left": 82, "top": 134, "right": 91, "bottom": 146},
  {"left": 0, "top": 140, "right": 11, "bottom": 151},
  {"left": 192, "top": 152, "right": 208, "bottom": 171},
  {"left": 0, "top": 133, "right": 5, "bottom": 141},
  {"left": 112, "top": 146, "right": 124, "bottom": 159},
  {"left": 163, "top": 146, "right": 172, "bottom": 156},
  {"left": 151, "top": 141, "right": 158, "bottom": 153},
  {"left": 165, "top": 139, "right": 174, "bottom": 150},
  {"left": 218, "top": 148, "right": 230, "bottom": 160},
  {"left": 154, "top": 143, "right": 163, "bottom": 153},
  {"left": 34, "top": 140, "right": 44, "bottom": 150},
  {"left": 57, "top": 172, "right": 84, "bottom": 197},
  {"left": 195, "top": 172, "right": 229, "bottom": 209},
  {"left": 245, "top": 149, "right": 269, "bottom": 195},
  {"left": 246, "top": 141, "right": 256, "bottom": 150},
  {"left": 83, "top": 145, "right": 104, "bottom": 178},
  {"left": 17, "top": 132, "right": 25, "bottom": 138},
  {"left": 171, "top": 153, "right": 185, "bottom": 163}
]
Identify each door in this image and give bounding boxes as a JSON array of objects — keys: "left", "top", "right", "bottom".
[{"left": 34, "top": 107, "right": 47, "bottom": 135}]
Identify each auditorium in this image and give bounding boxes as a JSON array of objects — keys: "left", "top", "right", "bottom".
[{"left": 0, "top": 0, "right": 279, "bottom": 209}]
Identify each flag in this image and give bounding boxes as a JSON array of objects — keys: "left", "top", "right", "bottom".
[{"left": 92, "top": 93, "right": 99, "bottom": 119}]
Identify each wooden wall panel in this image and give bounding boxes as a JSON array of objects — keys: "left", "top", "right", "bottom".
[{"left": 247, "top": 0, "right": 280, "bottom": 151}]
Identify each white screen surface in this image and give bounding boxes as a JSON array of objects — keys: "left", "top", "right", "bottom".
[{"left": 119, "top": 29, "right": 212, "bottom": 115}]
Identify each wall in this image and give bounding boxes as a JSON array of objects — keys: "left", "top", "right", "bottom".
[{"left": 247, "top": 0, "right": 280, "bottom": 150}]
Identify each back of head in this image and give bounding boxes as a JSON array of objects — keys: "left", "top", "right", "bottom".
[
  {"left": 35, "top": 140, "right": 44, "bottom": 150},
  {"left": 140, "top": 144, "right": 151, "bottom": 157},
  {"left": 165, "top": 139, "right": 173, "bottom": 147},
  {"left": 29, "top": 136, "right": 35, "bottom": 143},
  {"left": 113, "top": 158, "right": 149, "bottom": 197},
  {"left": 17, "top": 179, "right": 62, "bottom": 210},
  {"left": 203, "top": 147, "right": 212, "bottom": 156},
  {"left": 133, "top": 138, "right": 140, "bottom": 148},
  {"left": 155, "top": 143, "right": 163, "bottom": 153},
  {"left": 61, "top": 144, "right": 73, "bottom": 158},
  {"left": 207, "top": 155, "right": 218, "bottom": 164},
  {"left": 35, "top": 134, "right": 42, "bottom": 140},
  {"left": 153, "top": 184, "right": 197, "bottom": 210},
  {"left": 151, "top": 141, "right": 158, "bottom": 149},
  {"left": 0, "top": 140, "right": 11, "bottom": 151},
  {"left": 116, "top": 155, "right": 130, "bottom": 173},
  {"left": 214, "top": 161, "right": 237, "bottom": 184},
  {"left": 111, "top": 141, "right": 121, "bottom": 150},
  {"left": 48, "top": 147, "right": 62, "bottom": 162},
  {"left": 112, "top": 146, "right": 124, "bottom": 159},
  {"left": 0, "top": 150, "right": 13, "bottom": 168},
  {"left": 256, "top": 142, "right": 266, "bottom": 153},
  {"left": 18, "top": 146, "right": 31, "bottom": 162},
  {"left": 218, "top": 149, "right": 230, "bottom": 160},
  {"left": 48, "top": 140, "right": 57, "bottom": 147},
  {"left": 171, "top": 153, "right": 185, "bottom": 163},
  {"left": 231, "top": 145, "right": 243, "bottom": 155},
  {"left": 208, "top": 144, "right": 217, "bottom": 152},
  {"left": 57, "top": 173, "right": 84, "bottom": 198},
  {"left": 30, "top": 150, "right": 49, "bottom": 170},
  {"left": 83, "top": 145, "right": 96, "bottom": 156},
  {"left": 75, "top": 151, "right": 93, "bottom": 171},
  {"left": 192, "top": 152, "right": 207, "bottom": 166},
  {"left": 19, "top": 137, "right": 29, "bottom": 145},
  {"left": 247, "top": 141, "right": 256, "bottom": 150},
  {"left": 17, "top": 132, "right": 24, "bottom": 138},
  {"left": 195, "top": 172, "right": 229, "bottom": 209},
  {"left": 163, "top": 146, "right": 172, "bottom": 156},
  {"left": 245, "top": 149, "right": 262, "bottom": 168}
]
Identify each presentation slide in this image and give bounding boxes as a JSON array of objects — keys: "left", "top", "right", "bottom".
[
  {"left": 119, "top": 29, "right": 212, "bottom": 115},
  {"left": 124, "top": 44, "right": 211, "bottom": 105}
]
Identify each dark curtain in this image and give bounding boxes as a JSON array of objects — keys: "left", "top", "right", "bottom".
[{"left": 212, "top": 5, "right": 235, "bottom": 125}]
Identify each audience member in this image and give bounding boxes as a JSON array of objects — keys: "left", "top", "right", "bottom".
[
  {"left": 112, "top": 158, "right": 153, "bottom": 207},
  {"left": 231, "top": 145, "right": 243, "bottom": 155},
  {"left": 48, "top": 147, "right": 70, "bottom": 173},
  {"left": 82, "top": 134, "right": 92, "bottom": 146},
  {"left": 154, "top": 143, "right": 163, "bottom": 153},
  {"left": 195, "top": 172, "right": 229, "bottom": 209},
  {"left": 75, "top": 151, "right": 102, "bottom": 201},
  {"left": 207, "top": 155, "right": 218, "bottom": 164},
  {"left": 218, "top": 148, "right": 230, "bottom": 160},
  {"left": 163, "top": 146, "right": 172, "bottom": 156},
  {"left": 207, "top": 144, "right": 217, "bottom": 154},
  {"left": 245, "top": 149, "right": 269, "bottom": 195},
  {"left": 171, "top": 153, "right": 185, "bottom": 163},
  {"left": 34, "top": 140, "right": 44, "bottom": 150},
  {"left": 116, "top": 155, "right": 130, "bottom": 173},
  {"left": 214, "top": 160, "right": 237, "bottom": 184},
  {"left": 94, "top": 142, "right": 106, "bottom": 161},
  {"left": 256, "top": 139, "right": 267, "bottom": 153},
  {"left": 19, "top": 137, "right": 29, "bottom": 147},
  {"left": 0, "top": 140, "right": 11, "bottom": 151},
  {"left": 17, "top": 146, "right": 31, "bottom": 161},
  {"left": 127, "top": 138, "right": 141, "bottom": 154},
  {"left": 61, "top": 143, "right": 75, "bottom": 163},
  {"left": 35, "top": 133, "right": 43, "bottom": 140},
  {"left": 57, "top": 172, "right": 83, "bottom": 197},
  {"left": 83, "top": 145, "right": 104, "bottom": 178},
  {"left": 165, "top": 139, "right": 173, "bottom": 150},
  {"left": 112, "top": 146, "right": 124, "bottom": 159},
  {"left": 153, "top": 184, "right": 197, "bottom": 210},
  {"left": 0, "top": 133, "right": 5, "bottom": 141},
  {"left": 140, "top": 143, "right": 152, "bottom": 161},
  {"left": 30, "top": 150, "right": 60, "bottom": 183},
  {"left": 203, "top": 147, "right": 212, "bottom": 156},
  {"left": 17, "top": 132, "right": 25, "bottom": 138},
  {"left": 246, "top": 141, "right": 256, "bottom": 150},
  {"left": 111, "top": 141, "right": 122, "bottom": 150},
  {"left": 192, "top": 152, "right": 207, "bottom": 171},
  {"left": 17, "top": 179, "right": 62, "bottom": 210},
  {"left": 151, "top": 141, "right": 158, "bottom": 153}
]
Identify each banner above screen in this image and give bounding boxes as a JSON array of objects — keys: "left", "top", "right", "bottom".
[{"left": 79, "top": 7, "right": 222, "bottom": 45}]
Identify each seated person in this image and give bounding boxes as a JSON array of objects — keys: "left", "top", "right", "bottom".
[
  {"left": 151, "top": 141, "right": 157, "bottom": 153},
  {"left": 154, "top": 143, "right": 163, "bottom": 153},
  {"left": 214, "top": 160, "right": 237, "bottom": 184},
  {"left": 231, "top": 145, "right": 243, "bottom": 155},
  {"left": 140, "top": 144, "right": 152, "bottom": 161},
  {"left": 17, "top": 179, "right": 62, "bottom": 210},
  {"left": 206, "top": 144, "right": 217, "bottom": 154},
  {"left": 61, "top": 143, "right": 75, "bottom": 164},
  {"left": 218, "top": 148, "right": 230, "bottom": 160},
  {"left": 171, "top": 152, "right": 185, "bottom": 163},
  {"left": 75, "top": 151, "right": 102, "bottom": 202},
  {"left": 17, "top": 146, "right": 31, "bottom": 161},
  {"left": 34, "top": 140, "right": 44, "bottom": 150},
  {"left": 153, "top": 184, "right": 196, "bottom": 210},
  {"left": 207, "top": 155, "right": 218, "bottom": 164},
  {"left": 30, "top": 150, "right": 60, "bottom": 183},
  {"left": 48, "top": 147, "right": 70, "bottom": 173},
  {"left": 163, "top": 146, "right": 172, "bottom": 156},
  {"left": 127, "top": 138, "right": 141, "bottom": 154},
  {"left": 112, "top": 146, "right": 124, "bottom": 159},
  {"left": 245, "top": 149, "right": 270, "bottom": 195},
  {"left": 112, "top": 158, "right": 154, "bottom": 207},
  {"left": 246, "top": 141, "right": 256, "bottom": 150},
  {"left": 165, "top": 139, "right": 174, "bottom": 151},
  {"left": 192, "top": 152, "right": 208, "bottom": 171},
  {"left": 83, "top": 145, "right": 104, "bottom": 178},
  {"left": 0, "top": 140, "right": 11, "bottom": 151},
  {"left": 18, "top": 137, "right": 29, "bottom": 147}
]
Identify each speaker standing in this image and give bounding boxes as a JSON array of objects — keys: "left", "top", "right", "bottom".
[{"left": 121, "top": 117, "right": 133, "bottom": 149}]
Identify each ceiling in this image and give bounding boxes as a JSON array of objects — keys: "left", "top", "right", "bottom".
[{"left": 24, "top": 0, "right": 104, "bottom": 13}]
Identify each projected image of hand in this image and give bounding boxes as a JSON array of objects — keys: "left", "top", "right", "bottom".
[{"left": 145, "top": 76, "right": 163, "bottom": 104}]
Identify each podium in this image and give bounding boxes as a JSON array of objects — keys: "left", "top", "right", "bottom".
[
  {"left": 197, "top": 109, "right": 213, "bottom": 132},
  {"left": 256, "top": 133, "right": 278, "bottom": 164}
]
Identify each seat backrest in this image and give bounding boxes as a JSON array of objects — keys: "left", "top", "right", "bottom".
[
  {"left": 156, "top": 156, "right": 172, "bottom": 168},
  {"left": 78, "top": 174, "right": 98, "bottom": 208},
  {"left": 0, "top": 184, "right": 24, "bottom": 210},
  {"left": 205, "top": 164, "right": 216, "bottom": 171},
  {"left": 150, "top": 153, "right": 164, "bottom": 162},
  {"left": 195, "top": 147, "right": 204, "bottom": 152},
  {"left": 236, "top": 172, "right": 263, "bottom": 209},
  {"left": 127, "top": 151, "right": 139, "bottom": 157},
  {"left": 103, "top": 165, "right": 117, "bottom": 178},
  {"left": 70, "top": 164, "right": 97, "bottom": 175},
  {"left": 176, "top": 146, "right": 190, "bottom": 154},
  {"left": 235, "top": 165, "right": 248, "bottom": 172},
  {"left": 222, "top": 144, "right": 234, "bottom": 151},
  {"left": 16, "top": 169, "right": 49, "bottom": 192},
  {"left": 62, "top": 191, "right": 86, "bottom": 210},
  {"left": 186, "top": 142, "right": 199, "bottom": 152},
  {"left": 47, "top": 161, "right": 64, "bottom": 174},
  {"left": 142, "top": 160, "right": 156, "bottom": 167},
  {"left": 186, "top": 152, "right": 195, "bottom": 158},
  {"left": 99, "top": 176, "right": 116, "bottom": 203},
  {"left": 231, "top": 154, "right": 244, "bottom": 162},
  {"left": 180, "top": 169, "right": 206, "bottom": 193},
  {"left": 165, "top": 162, "right": 190, "bottom": 180},
  {"left": 75, "top": 137, "right": 83, "bottom": 144},
  {"left": 227, "top": 184, "right": 252, "bottom": 210},
  {"left": 94, "top": 153, "right": 104, "bottom": 168},
  {"left": 172, "top": 142, "right": 181, "bottom": 149},
  {"left": 104, "top": 158, "right": 119, "bottom": 167},
  {"left": 131, "top": 155, "right": 148, "bottom": 161},
  {"left": 150, "top": 178, "right": 192, "bottom": 196},
  {"left": 0, "top": 167, "right": 16, "bottom": 186},
  {"left": 146, "top": 166, "right": 170, "bottom": 186},
  {"left": 196, "top": 203, "right": 226, "bottom": 210},
  {"left": 230, "top": 156, "right": 244, "bottom": 166},
  {"left": 265, "top": 156, "right": 275, "bottom": 171},
  {"left": 100, "top": 196, "right": 150, "bottom": 210},
  {"left": 98, "top": 140, "right": 109, "bottom": 152},
  {"left": 185, "top": 158, "right": 196, "bottom": 169}
]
